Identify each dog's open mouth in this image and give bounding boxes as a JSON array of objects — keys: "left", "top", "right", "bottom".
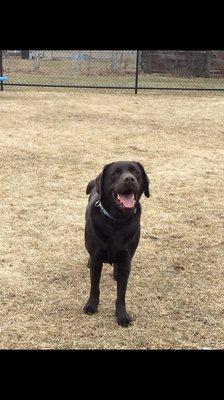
[{"left": 113, "top": 190, "right": 137, "bottom": 209}]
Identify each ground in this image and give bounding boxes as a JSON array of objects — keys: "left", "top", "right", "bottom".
[{"left": 0, "top": 89, "right": 223, "bottom": 349}]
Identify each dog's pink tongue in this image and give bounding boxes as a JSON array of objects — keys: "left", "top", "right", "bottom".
[{"left": 118, "top": 193, "right": 135, "bottom": 208}]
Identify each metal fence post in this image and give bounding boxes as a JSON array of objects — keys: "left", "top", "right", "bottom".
[
  {"left": 135, "top": 50, "right": 140, "bottom": 94},
  {"left": 0, "top": 50, "right": 3, "bottom": 91}
]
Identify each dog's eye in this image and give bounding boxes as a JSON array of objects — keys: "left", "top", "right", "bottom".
[
  {"left": 129, "top": 166, "right": 140, "bottom": 176},
  {"left": 111, "top": 168, "right": 121, "bottom": 178}
]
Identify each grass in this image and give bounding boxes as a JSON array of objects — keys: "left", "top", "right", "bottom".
[{"left": 0, "top": 89, "right": 224, "bottom": 349}]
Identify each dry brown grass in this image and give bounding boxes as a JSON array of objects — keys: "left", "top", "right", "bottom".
[{"left": 0, "top": 90, "right": 224, "bottom": 349}]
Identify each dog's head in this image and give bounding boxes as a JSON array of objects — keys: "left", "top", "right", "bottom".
[{"left": 94, "top": 161, "right": 150, "bottom": 212}]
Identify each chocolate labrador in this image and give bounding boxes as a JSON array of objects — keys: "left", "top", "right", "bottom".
[{"left": 83, "top": 161, "right": 150, "bottom": 326}]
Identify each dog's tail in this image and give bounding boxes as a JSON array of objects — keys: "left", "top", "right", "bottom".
[{"left": 86, "top": 179, "right": 95, "bottom": 195}]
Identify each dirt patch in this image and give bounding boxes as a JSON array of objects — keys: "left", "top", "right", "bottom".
[{"left": 0, "top": 90, "right": 223, "bottom": 349}]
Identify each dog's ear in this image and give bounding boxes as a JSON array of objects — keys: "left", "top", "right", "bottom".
[
  {"left": 95, "top": 163, "right": 113, "bottom": 199},
  {"left": 135, "top": 162, "right": 150, "bottom": 198},
  {"left": 86, "top": 179, "right": 95, "bottom": 195}
]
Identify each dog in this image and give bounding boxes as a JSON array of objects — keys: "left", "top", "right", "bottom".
[{"left": 83, "top": 161, "right": 150, "bottom": 326}]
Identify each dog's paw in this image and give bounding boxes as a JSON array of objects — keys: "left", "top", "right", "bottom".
[
  {"left": 117, "top": 313, "right": 132, "bottom": 327},
  {"left": 83, "top": 301, "right": 98, "bottom": 315}
]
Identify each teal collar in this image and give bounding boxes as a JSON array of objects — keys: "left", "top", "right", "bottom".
[{"left": 94, "top": 200, "right": 137, "bottom": 221}]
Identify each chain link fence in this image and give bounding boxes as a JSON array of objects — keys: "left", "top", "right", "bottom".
[{"left": 1, "top": 50, "right": 224, "bottom": 92}]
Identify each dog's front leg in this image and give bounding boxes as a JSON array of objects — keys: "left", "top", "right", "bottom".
[
  {"left": 83, "top": 258, "right": 103, "bottom": 315},
  {"left": 116, "top": 262, "right": 132, "bottom": 327}
]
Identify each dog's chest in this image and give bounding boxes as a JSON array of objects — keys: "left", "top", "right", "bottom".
[
  {"left": 97, "top": 224, "right": 139, "bottom": 264},
  {"left": 97, "top": 247, "right": 128, "bottom": 264}
]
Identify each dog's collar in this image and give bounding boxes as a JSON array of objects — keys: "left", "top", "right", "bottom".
[{"left": 94, "top": 200, "right": 137, "bottom": 221}]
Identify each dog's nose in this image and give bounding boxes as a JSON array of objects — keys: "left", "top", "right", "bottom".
[{"left": 123, "top": 175, "right": 135, "bottom": 184}]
